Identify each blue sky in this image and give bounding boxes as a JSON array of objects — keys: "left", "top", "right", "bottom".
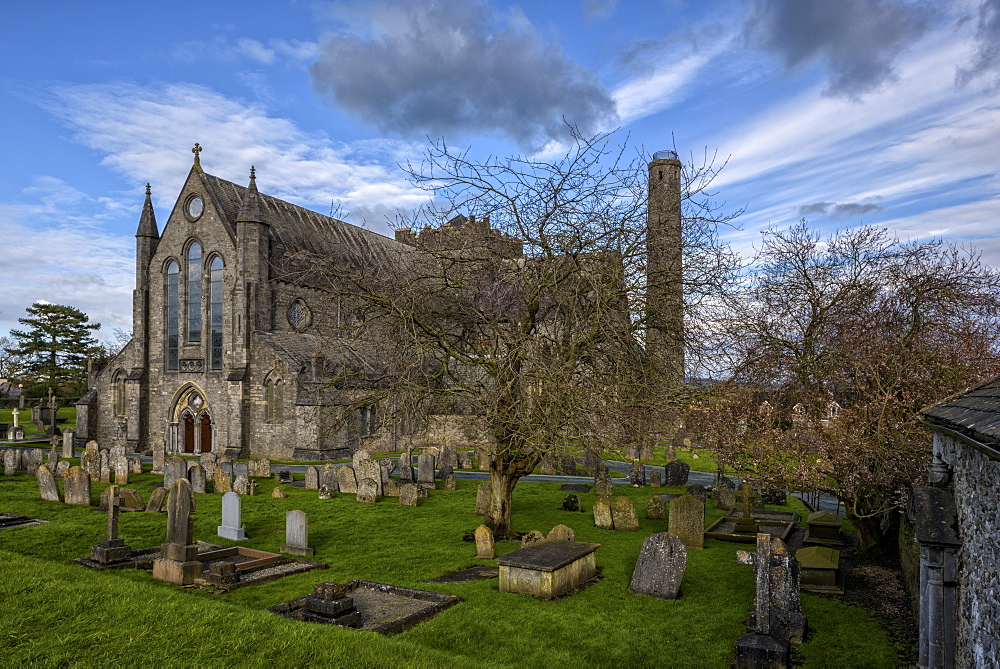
[{"left": 2, "top": 0, "right": 999, "bottom": 342}]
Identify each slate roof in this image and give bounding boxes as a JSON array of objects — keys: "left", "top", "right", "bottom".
[
  {"left": 202, "top": 173, "right": 411, "bottom": 287},
  {"left": 921, "top": 377, "right": 1000, "bottom": 456}
]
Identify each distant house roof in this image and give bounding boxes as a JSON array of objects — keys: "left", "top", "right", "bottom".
[
  {"left": 921, "top": 377, "right": 1000, "bottom": 460},
  {"left": 201, "top": 172, "right": 412, "bottom": 288}
]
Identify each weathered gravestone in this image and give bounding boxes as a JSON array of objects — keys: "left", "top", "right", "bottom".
[
  {"left": 444, "top": 473, "right": 457, "bottom": 491},
  {"left": 458, "top": 450, "right": 472, "bottom": 469},
  {"left": 611, "top": 496, "right": 639, "bottom": 532},
  {"left": 594, "top": 463, "right": 614, "bottom": 496},
  {"left": 399, "top": 482, "right": 419, "bottom": 507},
  {"left": 686, "top": 483, "right": 707, "bottom": 504},
  {"left": 90, "top": 487, "right": 132, "bottom": 565},
  {"left": 650, "top": 468, "right": 662, "bottom": 487},
  {"left": 111, "top": 456, "right": 128, "bottom": 485},
  {"left": 62, "top": 428, "right": 75, "bottom": 458},
  {"left": 233, "top": 462, "right": 249, "bottom": 480},
  {"left": 383, "top": 477, "right": 400, "bottom": 497},
  {"left": 521, "top": 530, "right": 544, "bottom": 546},
  {"left": 355, "top": 459, "right": 382, "bottom": 496},
  {"left": 151, "top": 436, "right": 165, "bottom": 474},
  {"left": 417, "top": 453, "right": 436, "bottom": 488},
  {"left": 562, "top": 494, "right": 582, "bottom": 512},
  {"left": 199, "top": 452, "right": 217, "bottom": 478},
  {"left": 63, "top": 466, "right": 91, "bottom": 506},
  {"left": 304, "top": 465, "right": 319, "bottom": 491},
  {"left": 3, "top": 448, "right": 17, "bottom": 476},
  {"left": 47, "top": 445, "right": 59, "bottom": 468},
  {"left": 668, "top": 494, "right": 705, "bottom": 550},
  {"left": 629, "top": 459, "right": 646, "bottom": 486},
  {"left": 152, "top": 478, "right": 201, "bottom": 585},
  {"left": 81, "top": 442, "right": 100, "bottom": 481},
  {"left": 319, "top": 464, "right": 338, "bottom": 492},
  {"left": 336, "top": 465, "right": 357, "bottom": 494},
  {"left": 120, "top": 489, "right": 144, "bottom": 511},
  {"left": 593, "top": 496, "right": 614, "bottom": 530},
  {"left": 546, "top": 524, "right": 576, "bottom": 542},
  {"left": 713, "top": 476, "right": 737, "bottom": 510},
  {"left": 272, "top": 486, "right": 286, "bottom": 498},
  {"left": 663, "top": 460, "right": 690, "bottom": 486},
  {"left": 164, "top": 457, "right": 186, "bottom": 490},
  {"left": 213, "top": 467, "right": 233, "bottom": 494},
  {"left": 37, "top": 464, "right": 60, "bottom": 502},
  {"left": 318, "top": 486, "right": 332, "bottom": 500},
  {"left": 233, "top": 474, "right": 250, "bottom": 495},
  {"left": 188, "top": 463, "right": 207, "bottom": 494},
  {"left": 475, "top": 524, "right": 495, "bottom": 558},
  {"left": 629, "top": 532, "right": 688, "bottom": 600},
  {"left": 55, "top": 460, "right": 70, "bottom": 478},
  {"left": 475, "top": 482, "right": 491, "bottom": 515},
  {"left": 398, "top": 450, "right": 413, "bottom": 481},
  {"left": 98, "top": 450, "right": 111, "bottom": 483},
  {"left": 25, "top": 448, "right": 43, "bottom": 476},
  {"left": 217, "top": 492, "right": 247, "bottom": 540},
  {"left": 737, "top": 534, "right": 806, "bottom": 646},
  {"left": 145, "top": 486, "right": 166, "bottom": 512},
  {"left": 129, "top": 457, "right": 143, "bottom": 475},
  {"left": 647, "top": 495, "right": 667, "bottom": 520},
  {"left": 281, "top": 510, "right": 314, "bottom": 556},
  {"left": 356, "top": 478, "right": 378, "bottom": 503}
]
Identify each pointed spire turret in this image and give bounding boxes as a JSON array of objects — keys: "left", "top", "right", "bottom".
[
  {"left": 236, "top": 166, "right": 267, "bottom": 224},
  {"left": 135, "top": 183, "right": 159, "bottom": 238}
]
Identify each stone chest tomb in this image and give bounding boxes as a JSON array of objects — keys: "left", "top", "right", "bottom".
[{"left": 496, "top": 540, "right": 600, "bottom": 599}]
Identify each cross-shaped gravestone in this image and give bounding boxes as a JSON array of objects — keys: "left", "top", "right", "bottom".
[
  {"left": 737, "top": 533, "right": 774, "bottom": 635},
  {"left": 11, "top": 407, "right": 18, "bottom": 428},
  {"left": 740, "top": 480, "right": 754, "bottom": 518},
  {"left": 106, "top": 488, "right": 122, "bottom": 542}
]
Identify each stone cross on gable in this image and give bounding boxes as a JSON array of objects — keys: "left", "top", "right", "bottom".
[
  {"left": 192, "top": 143, "right": 203, "bottom": 164},
  {"left": 737, "top": 533, "right": 774, "bottom": 635}
]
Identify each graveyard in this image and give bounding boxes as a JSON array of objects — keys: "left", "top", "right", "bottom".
[{"left": 0, "top": 447, "right": 906, "bottom": 667}]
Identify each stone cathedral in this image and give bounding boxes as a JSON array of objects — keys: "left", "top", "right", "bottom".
[{"left": 75, "top": 145, "right": 683, "bottom": 460}]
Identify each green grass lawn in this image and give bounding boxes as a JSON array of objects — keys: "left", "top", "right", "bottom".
[
  {"left": 0, "top": 466, "right": 899, "bottom": 667},
  {"left": 1, "top": 406, "right": 77, "bottom": 433}
]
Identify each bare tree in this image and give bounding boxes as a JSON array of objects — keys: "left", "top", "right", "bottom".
[
  {"left": 698, "top": 221, "right": 1000, "bottom": 552},
  {"left": 0, "top": 335, "right": 27, "bottom": 380},
  {"left": 311, "top": 130, "right": 738, "bottom": 537}
]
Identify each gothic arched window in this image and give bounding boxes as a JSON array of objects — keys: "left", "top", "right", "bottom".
[
  {"left": 187, "top": 241, "right": 202, "bottom": 343},
  {"left": 166, "top": 260, "right": 179, "bottom": 370},
  {"left": 264, "top": 377, "right": 284, "bottom": 423},
  {"left": 113, "top": 372, "right": 126, "bottom": 416},
  {"left": 209, "top": 256, "right": 224, "bottom": 370}
]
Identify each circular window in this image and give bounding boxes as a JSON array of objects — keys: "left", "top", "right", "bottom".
[
  {"left": 185, "top": 194, "right": 204, "bottom": 221},
  {"left": 287, "top": 299, "right": 311, "bottom": 330}
]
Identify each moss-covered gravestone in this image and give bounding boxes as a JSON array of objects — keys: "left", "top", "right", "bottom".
[{"left": 668, "top": 494, "right": 705, "bottom": 549}]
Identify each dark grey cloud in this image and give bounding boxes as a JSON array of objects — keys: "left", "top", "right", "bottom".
[
  {"left": 799, "top": 201, "right": 884, "bottom": 220},
  {"left": 309, "top": 0, "right": 618, "bottom": 151},
  {"left": 957, "top": 0, "right": 1000, "bottom": 87},
  {"left": 744, "top": 0, "right": 931, "bottom": 98}
]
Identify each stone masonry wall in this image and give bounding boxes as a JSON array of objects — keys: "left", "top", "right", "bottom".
[{"left": 934, "top": 432, "right": 1000, "bottom": 667}]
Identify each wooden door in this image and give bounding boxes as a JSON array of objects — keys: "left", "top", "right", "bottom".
[
  {"left": 200, "top": 413, "right": 212, "bottom": 454},
  {"left": 183, "top": 414, "right": 195, "bottom": 453}
]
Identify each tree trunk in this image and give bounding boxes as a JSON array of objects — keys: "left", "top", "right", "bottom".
[
  {"left": 484, "top": 463, "right": 521, "bottom": 540},
  {"left": 845, "top": 507, "right": 885, "bottom": 556}
]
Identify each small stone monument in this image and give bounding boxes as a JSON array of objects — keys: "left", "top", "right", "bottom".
[
  {"left": 304, "top": 465, "right": 319, "bottom": 491},
  {"left": 399, "top": 482, "right": 419, "bottom": 506},
  {"left": 629, "top": 459, "right": 645, "bottom": 486},
  {"left": 164, "top": 456, "right": 186, "bottom": 490},
  {"left": 475, "top": 482, "right": 491, "bottom": 515},
  {"left": 593, "top": 496, "right": 614, "bottom": 530},
  {"left": 152, "top": 478, "right": 202, "bottom": 585},
  {"left": 650, "top": 469, "right": 662, "bottom": 487},
  {"left": 281, "top": 509, "right": 314, "bottom": 556},
  {"left": 217, "top": 492, "right": 247, "bottom": 540},
  {"left": 272, "top": 486, "right": 286, "bottom": 498},
  {"left": 546, "top": 524, "right": 576, "bottom": 542},
  {"left": 521, "top": 530, "right": 545, "bottom": 546},
  {"left": 398, "top": 449, "right": 413, "bottom": 481},
  {"left": 145, "top": 486, "right": 166, "bottom": 512},
  {"left": 290, "top": 582, "right": 362, "bottom": 628},
  {"left": 686, "top": 483, "right": 707, "bottom": 504},
  {"left": 417, "top": 453, "right": 436, "bottom": 488},
  {"left": 356, "top": 478, "right": 378, "bottom": 503},
  {"left": 713, "top": 476, "right": 737, "bottom": 510},
  {"left": 611, "top": 496, "right": 639, "bottom": 531},
  {"left": 188, "top": 463, "right": 207, "bottom": 493},
  {"left": 475, "top": 524, "right": 495, "bottom": 558},
  {"left": 233, "top": 474, "right": 250, "bottom": 495},
  {"left": 336, "top": 465, "right": 357, "bottom": 493},
  {"left": 151, "top": 436, "right": 165, "bottom": 474},
  {"left": 213, "top": 467, "right": 233, "bottom": 494},
  {"left": 647, "top": 495, "right": 667, "bottom": 520},
  {"left": 663, "top": 460, "right": 690, "bottom": 486},
  {"left": 63, "top": 429, "right": 76, "bottom": 458},
  {"left": 561, "top": 494, "right": 582, "bottom": 512},
  {"left": 594, "top": 464, "right": 614, "bottom": 496},
  {"left": 629, "top": 533, "right": 688, "bottom": 600},
  {"left": 736, "top": 533, "right": 806, "bottom": 660},
  {"left": 63, "top": 466, "right": 91, "bottom": 506},
  {"left": 90, "top": 486, "right": 132, "bottom": 565},
  {"left": 668, "top": 494, "right": 705, "bottom": 549},
  {"left": 36, "top": 464, "right": 60, "bottom": 502},
  {"left": 319, "top": 464, "right": 338, "bottom": 492},
  {"left": 796, "top": 546, "right": 844, "bottom": 594},
  {"left": 804, "top": 510, "right": 844, "bottom": 546}
]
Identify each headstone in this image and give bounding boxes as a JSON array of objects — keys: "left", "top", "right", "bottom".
[
  {"left": 417, "top": 453, "right": 436, "bottom": 488},
  {"left": 475, "top": 524, "right": 495, "bottom": 558},
  {"left": 220, "top": 461, "right": 234, "bottom": 477},
  {"left": 398, "top": 450, "right": 413, "bottom": 481},
  {"left": 383, "top": 477, "right": 400, "bottom": 497},
  {"left": 713, "top": 476, "right": 736, "bottom": 510},
  {"left": 594, "top": 464, "right": 614, "bottom": 496},
  {"left": 668, "top": 494, "right": 705, "bottom": 549},
  {"left": 151, "top": 436, "right": 165, "bottom": 474},
  {"left": 663, "top": 460, "right": 690, "bottom": 486},
  {"left": 355, "top": 459, "right": 382, "bottom": 496},
  {"left": 593, "top": 496, "right": 614, "bottom": 530},
  {"left": 213, "top": 467, "right": 232, "bottom": 494},
  {"left": 250, "top": 458, "right": 270, "bottom": 477},
  {"left": 152, "top": 478, "right": 201, "bottom": 585},
  {"left": 36, "top": 464, "right": 60, "bottom": 502},
  {"left": 187, "top": 463, "right": 206, "bottom": 493},
  {"left": 399, "top": 482, "right": 419, "bottom": 507},
  {"left": 164, "top": 456, "right": 186, "bottom": 490},
  {"left": 217, "top": 492, "right": 247, "bottom": 540},
  {"left": 437, "top": 464, "right": 454, "bottom": 481},
  {"left": 199, "top": 452, "right": 217, "bottom": 478},
  {"left": 629, "top": 459, "right": 645, "bottom": 486},
  {"left": 25, "top": 448, "right": 43, "bottom": 476},
  {"left": 629, "top": 532, "right": 688, "bottom": 600},
  {"left": 304, "top": 465, "right": 319, "bottom": 491},
  {"left": 83, "top": 443, "right": 102, "bottom": 479},
  {"left": 145, "top": 486, "right": 166, "bottom": 512},
  {"left": 546, "top": 524, "right": 576, "bottom": 542},
  {"left": 113, "top": 456, "right": 129, "bottom": 485},
  {"left": 356, "top": 477, "right": 378, "bottom": 503},
  {"left": 650, "top": 469, "right": 662, "bottom": 487},
  {"left": 272, "top": 486, "right": 286, "bottom": 499},
  {"left": 3, "top": 448, "right": 16, "bottom": 475},
  {"left": 98, "top": 450, "right": 111, "bottom": 483},
  {"left": 380, "top": 457, "right": 395, "bottom": 483},
  {"left": 233, "top": 462, "right": 249, "bottom": 480},
  {"left": 47, "top": 445, "right": 59, "bottom": 468},
  {"left": 318, "top": 486, "right": 332, "bottom": 500},
  {"left": 540, "top": 454, "right": 558, "bottom": 476},
  {"left": 521, "top": 530, "right": 544, "bottom": 546},
  {"left": 336, "top": 465, "right": 357, "bottom": 494},
  {"left": 562, "top": 494, "right": 582, "bottom": 512},
  {"left": 55, "top": 460, "right": 70, "bottom": 478},
  {"left": 63, "top": 466, "right": 91, "bottom": 506},
  {"left": 275, "top": 469, "right": 293, "bottom": 484},
  {"left": 319, "top": 464, "right": 338, "bottom": 492},
  {"left": 686, "top": 483, "right": 707, "bottom": 504},
  {"left": 444, "top": 473, "right": 457, "bottom": 491},
  {"left": 120, "top": 488, "right": 144, "bottom": 511},
  {"left": 736, "top": 534, "right": 805, "bottom": 651},
  {"left": 281, "top": 509, "right": 314, "bottom": 556},
  {"left": 110, "top": 444, "right": 126, "bottom": 464},
  {"left": 233, "top": 474, "right": 250, "bottom": 495},
  {"left": 475, "top": 482, "right": 491, "bottom": 515},
  {"left": 90, "top": 486, "right": 132, "bottom": 565},
  {"left": 611, "top": 496, "right": 639, "bottom": 532},
  {"left": 647, "top": 495, "right": 667, "bottom": 520},
  {"left": 129, "top": 457, "right": 143, "bottom": 474}
]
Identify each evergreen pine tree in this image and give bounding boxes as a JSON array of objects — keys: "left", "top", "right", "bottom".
[{"left": 6, "top": 302, "right": 101, "bottom": 396}]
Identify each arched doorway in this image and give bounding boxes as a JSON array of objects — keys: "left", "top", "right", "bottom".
[
  {"left": 183, "top": 413, "right": 195, "bottom": 453},
  {"left": 200, "top": 413, "right": 213, "bottom": 453}
]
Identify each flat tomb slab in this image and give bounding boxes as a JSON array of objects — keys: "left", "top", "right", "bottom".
[
  {"left": 0, "top": 513, "right": 48, "bottom": 529},
  {"left": 270, "top": 581, "right": 461, "bottom": 635},
  {"left": 425, "top": 565, "right": 499, "bottom": 583},
  {"left": 197, "top": 546, "right": 328, "bottom": 592},
  {"left": 496, "top": 541, "right": 600, "bottom": 599},
  {"left": 704, "top": 517, "right": 797, "bottom": 544}
]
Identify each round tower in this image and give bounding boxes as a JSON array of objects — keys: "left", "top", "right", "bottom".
[{"left": 646, "top": 150, "right": 684, "bottom": 386}]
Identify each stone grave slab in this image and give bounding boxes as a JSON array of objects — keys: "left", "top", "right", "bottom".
[
  {"left": 496, "top": 541, "right": 600, "bottom": 599},
  {"left": 629, "top": 532, "right": 687, "bottom": 600},
  {"left": 425, "top": 565, "right": 499, "bottom": 583}
]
